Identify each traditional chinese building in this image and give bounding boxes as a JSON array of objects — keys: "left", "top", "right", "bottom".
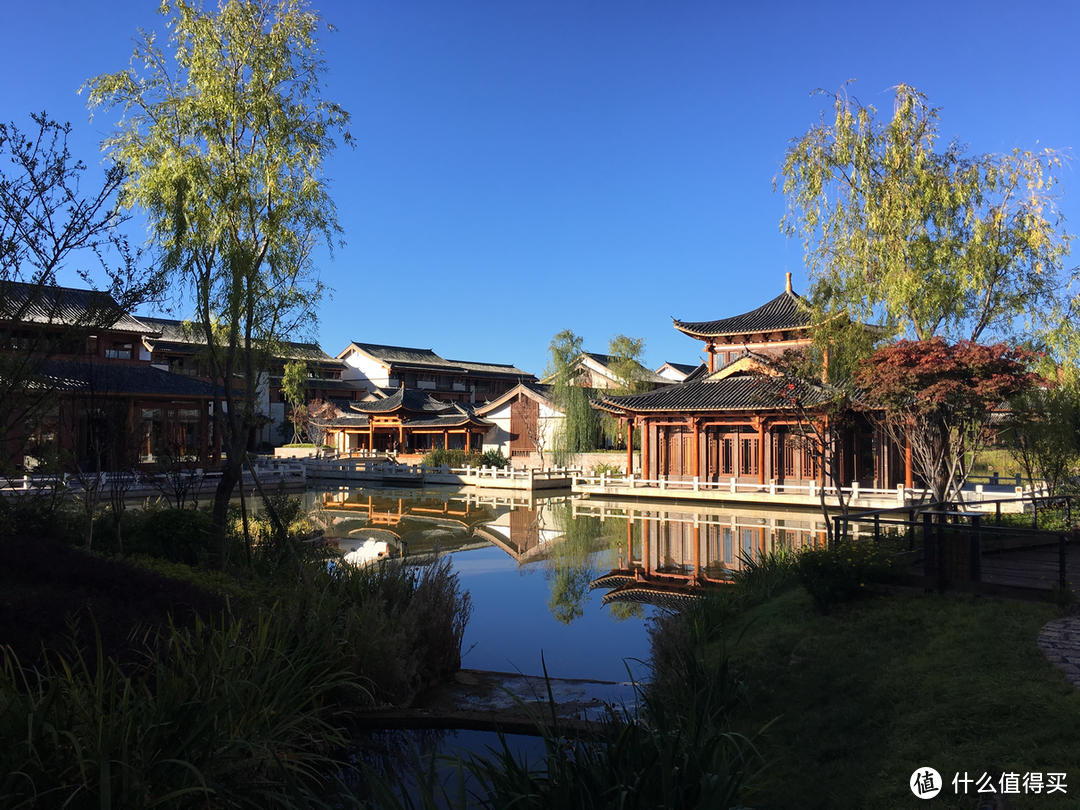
[
  {"left": 337, "top": 342, "right": 535, "bottom": 403},
  {"left": 323, "top": 387, "right": 494, "bottom": 455},
  {"left": 140, "top": 316, "right": 365, "bottom": 449},
  {"left": 1, "top": 284, "right": 220, "bottom": 471},
  {"left": 593, "top": 278, "right": 906, "bottom": 491}
]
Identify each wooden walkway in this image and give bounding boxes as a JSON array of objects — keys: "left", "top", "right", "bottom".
[{"left": 979, "top": 545, "right": 1080, "bottom": 592}]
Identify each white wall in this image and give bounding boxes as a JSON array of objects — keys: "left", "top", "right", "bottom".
[{"left": 340, "top": 348, "right": 390, "bottom": 392}]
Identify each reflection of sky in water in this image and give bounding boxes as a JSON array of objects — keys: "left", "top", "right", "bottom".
[{"left": 447, "top": 546, "right": 653, "bottom": 684}]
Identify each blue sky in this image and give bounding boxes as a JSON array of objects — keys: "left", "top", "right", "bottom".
[{"left": 3, "top": 0, "right": 1078, "bottom": 376}]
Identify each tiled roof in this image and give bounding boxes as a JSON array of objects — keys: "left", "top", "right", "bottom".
[
  {"left": 673, "top": 290, "right": 810, "bottom": 339},
  {"left": 347, "top": 387, "right": 456, "bottom": 414},
  {"left": 139, "top": 317, "right": 204, "bottom": 345},
  {"left": 593, "top": 369, "right": 834, "bottom": 415},
  {"left": 330, "top": 394, "right": 492, "bottom": 429},
  {"left": 1, "top": 283, "right": 153, "bottom": 335},
  {"left": 346, "top": 342, "right": 460, "bottom": 369},
  {"left": 38, "top": 359, "right": 220, "bottom": 398},
  {"left": 659, "top": 362, "right": 701, "bottom": 376},
  {"left": 447, "top": 359, "right": 534, "bottom": 378},
  {"left": 579, "top": 353, "right": 670, "bottom": 385},
  {"left": 143, "top": 317, "right": 339, "bottom": 364},
  {"left": 682, "top": 363, "right": 710, "bottom": 382}
]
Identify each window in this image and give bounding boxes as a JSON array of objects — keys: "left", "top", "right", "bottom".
[
  {"left": 720, "top": 438, "right": 733, "bottom": 475},
  {"left": 739, "top": 438, "right": 758, "bottom": 476},
  {"left": 105, "top": 342, "right": 133, "bottom": 359}
]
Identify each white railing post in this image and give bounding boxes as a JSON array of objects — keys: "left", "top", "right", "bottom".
[
  {"left": 692, "top": 476, "right": 699, "bottom": 492},
  {"left": 769, "top": 479, "right": 776, "bottom": 495},
  {"left": 851, "top": 481, "right": 859, "bottom": 501},
  {"left": 897, "top": 483, "right": 905, "bottom": 503},
  {"left": 729, "top": 477, "right": 737, "bottom": 493},
  {"left": 809, "top": 480, "right": 816, "bottom": 498}
]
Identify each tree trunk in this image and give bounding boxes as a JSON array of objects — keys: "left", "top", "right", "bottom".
[{"left": 208, "top": 459, "right": 243, "bottom": 569}]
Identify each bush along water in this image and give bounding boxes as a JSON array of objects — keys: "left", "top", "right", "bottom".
[
  {"left": 794, "top": 539, "right": 902, "bottom": 611},
  {"left": 421, "top": 447, "right": 508, "bottom": 469}
]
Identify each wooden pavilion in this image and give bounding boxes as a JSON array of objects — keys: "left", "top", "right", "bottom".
[
  {"left": 593, "top": 278, "right": 907, "bottom": 491},
  {"left": 324, "top": 387, "right": 494, "bottom": 455}
]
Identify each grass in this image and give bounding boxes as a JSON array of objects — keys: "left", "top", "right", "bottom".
[{"left": 718, "top": 589, "right": 1080, "bottom": 810}]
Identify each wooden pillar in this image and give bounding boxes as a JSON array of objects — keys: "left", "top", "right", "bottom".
[
  {"left": 905, "top": 436, "right": 913, "bottom": 489},
  {"left": 757, "top": 418, "right": 766, "bottom": 485},
  {"left": 626, "top": 419, "right": 633, "bottom": 476},
  {"left": 707, "top": 342, "right": 715, "bottom": 373},
  {"left": 693, "top": 525, "right": 701, "bottom": 580},
  {"left": 642, "top": 418, "right": 650, "bottom": 480},
  {"left": 643, "top": 518, "right": 651, "bottom": 574},
  {"left": 443, "top": 429, "right": 449, "bottom": 450},
  {"left": 692, "top": 418, "right": 700, "bottom": 480}
]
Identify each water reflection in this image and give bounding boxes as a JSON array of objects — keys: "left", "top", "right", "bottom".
[
  {"left": 579, "top": 500, "right": 831, "bottom": 610},
  {"left": 307, "top": 487, "right": 833, "bottom": 617}
]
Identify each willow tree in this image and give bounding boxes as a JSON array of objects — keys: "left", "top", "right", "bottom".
[
  {"left": 778, "top": 82, "right": 1071, "bottom": 349},
  {"left": 85, "top": 0, "right": 350, "bottom": 565},
  {"left": 546, "top": 329, "right": 600, "bottom": 467},
  {"left": 603, "top": 333, "right": 648, "bottom": 451}
]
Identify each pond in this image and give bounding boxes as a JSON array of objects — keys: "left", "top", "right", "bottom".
[
  {"left": 306, "top": 485, "right": 834, "bottom": 684},
  {"left": 307, "top": 485, "right": 835, "bottom": 800}
]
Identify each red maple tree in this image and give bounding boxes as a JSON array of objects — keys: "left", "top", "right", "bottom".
[{"left": 856, "top": 338, "right": 1038, "bottom": 503}]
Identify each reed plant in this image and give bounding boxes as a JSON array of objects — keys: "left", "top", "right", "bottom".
[{"left": 0, "top": 609, "right": 370, "bottom": 809}]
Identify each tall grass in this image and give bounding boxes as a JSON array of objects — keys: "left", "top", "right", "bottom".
[{"left": 0, "top": 610, "right": 368, "bottom": 809}]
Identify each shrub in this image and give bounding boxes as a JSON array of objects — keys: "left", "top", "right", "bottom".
[
  {"left": 795, "top": 541, "right": 900, "bottom": 611},
  {"left": 590, "top": 461, "right": 624, "bottom": 477},
  {"left": 479, "top": 448, "right": 508, "bottom": 469},
  {"left": 421, "top": 448, "right": 508, "bottom": 469}
]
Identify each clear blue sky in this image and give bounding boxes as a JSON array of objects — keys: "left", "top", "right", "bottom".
[{"left": 2, "top": 0, "right": 1077, "bottom": 377}]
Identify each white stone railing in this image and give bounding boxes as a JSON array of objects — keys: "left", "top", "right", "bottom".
[{"left": 571, "top": 472, "right": 1045, "bottom": 506}]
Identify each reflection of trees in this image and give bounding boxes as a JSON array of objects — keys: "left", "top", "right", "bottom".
[
  {"left": 606, "top": 600, "right": 645, "bottom": 622},
  {"left": 545, "top": 505, "right": 626, "bottom": 625}
]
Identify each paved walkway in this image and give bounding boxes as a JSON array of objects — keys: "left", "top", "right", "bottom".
[{"left": 1037, "top": 615, "right": 1080, "bottom": 688}]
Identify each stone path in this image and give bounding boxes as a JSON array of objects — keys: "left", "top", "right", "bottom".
[{"left": 1037, "top": 616, "right": 1080, "bottom": 688}]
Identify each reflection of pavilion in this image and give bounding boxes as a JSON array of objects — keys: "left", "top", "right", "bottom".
[
  {"left": 585, "top": 499, "right": 830, "bottom": 608},
  {"left": 311, "top": 487, "right": 569, "bottom": 562},
  {"left": 314, "top": 488, "right": 498, "bottom": 558}
]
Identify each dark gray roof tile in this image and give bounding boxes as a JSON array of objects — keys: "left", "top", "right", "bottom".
[{"left": 673, "top": 290, "right": 810, "bottom": 339}]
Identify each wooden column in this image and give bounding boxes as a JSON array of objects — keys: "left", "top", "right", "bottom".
[
  {"left": 707, "top": 342, "right": 715, "bottom": 373},
  {"left": 692, "top": 418, "right": 700, "bottom": 480},
  {"left": 693, "top": 525, "right": 701, "bottom": 580},
  {"left": 642, "top": 418, "right": 650, "bottom": 480},
  {"left": 443, "top": 429, "right": 449, "bottom": 450},
  {"left": 626, "top": 419, "right": 633, "bottom": 475},
  {"left": 757, "top": 418, "right": 766, "bottom": 485},
  {"left": 905, "top": 436, "right": 913, "bottom": 489}
]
